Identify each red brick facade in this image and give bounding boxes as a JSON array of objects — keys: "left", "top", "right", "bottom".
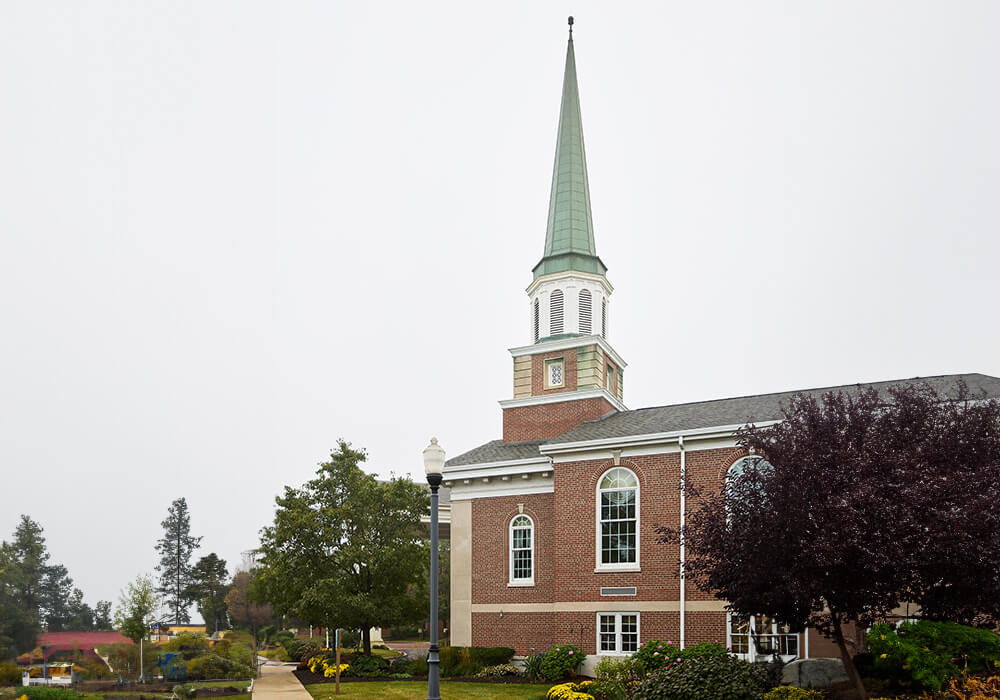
[{"left": 502, "top": 396, "right": 618, "bottom": 442}]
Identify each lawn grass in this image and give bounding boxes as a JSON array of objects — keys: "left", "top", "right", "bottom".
[{"left": 306, "top": 681, "right": 549, "bottom": 699}]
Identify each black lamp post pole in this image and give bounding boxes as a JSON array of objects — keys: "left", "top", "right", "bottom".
[{"left": 426, "top": 472, "right": 442, "bottom": 700}]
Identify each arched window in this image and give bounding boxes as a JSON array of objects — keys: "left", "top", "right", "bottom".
[
  {"left": 550, "top": 289, "right": 564, "bottom": 335},
  {"left": 597, "top": 467, "right": 639, "bottom": 568},
  {"left": 601, "top": 297, "right": 607, "bottom": 337},
  {"left": 579, "top": 289, "right": 593, "bottom": 334},
  {"left": 727, "top": 456, "right": 772, "bottom": 497},
  {"left": 533, "top": 299, "right": 540, "bottom": 343},
  {"left": 509, "top": 515, "right": 534, "bottom": 585}
]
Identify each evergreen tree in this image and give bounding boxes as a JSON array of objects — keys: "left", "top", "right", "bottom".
[
  {"left": 39, "top": 563, "right": 74, "bottom": 631},
  {"left": 154, "top": 498, "right": 202, "bottom": 624},
  {"left": 186, "top": 553, "right": 230, "bottom": 634}
]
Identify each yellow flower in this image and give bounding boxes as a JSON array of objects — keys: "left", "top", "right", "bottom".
[{"left": 880, "top": 653, "right": 887, "bottom": 659}]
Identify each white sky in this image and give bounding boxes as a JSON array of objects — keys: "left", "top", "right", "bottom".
[{"left": 2, "top": 1, "right": 998, "bottom": 613}]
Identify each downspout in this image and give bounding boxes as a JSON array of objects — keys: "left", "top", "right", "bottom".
[{"left": 678, "top": 434, "right": 686, "bottom": 650}]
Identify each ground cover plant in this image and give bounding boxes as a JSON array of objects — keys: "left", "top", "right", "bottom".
[{"left": 305, "top": 680, "right": 549, "bottom": 699}]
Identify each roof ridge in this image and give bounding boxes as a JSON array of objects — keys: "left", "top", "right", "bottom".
[{"left": 605, "top": 372, "right": 995, "bottom": 416}]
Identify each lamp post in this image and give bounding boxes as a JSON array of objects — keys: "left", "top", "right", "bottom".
[{"left": 423, "top": 437, "right": 446, "bottom": 700}]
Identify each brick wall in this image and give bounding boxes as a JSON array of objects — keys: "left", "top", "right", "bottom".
[
  {"left": 502, "top": 396, "right": 617, "bottom": 442},
  {"left": 471, "top": 493, "right": 554, "bottom": 603},
  {"left": 472, "top": 612, "right": 553, "bottom": 653},
  {"left": 531, "top": 350, "right": 579, "bottom": 395}
]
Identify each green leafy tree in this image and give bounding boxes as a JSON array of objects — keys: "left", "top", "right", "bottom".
[
  {"left": 94, "top": 600, "right": 113, "bottom": 630},
  {"left": 155, "top": 497, "right": 203, "bottom": 624},
  {"left": 186, "top": 553, "right": 230, "bottom": 634},
  {"left": 256, "top": 440, "right": 429, "bottom": 655},
  {"left": 224, "top": 570, "right": 273, "bottom": 664},
  {"left": 0, "top": 537, "right": 39, "bottom": 658},
  {"left": 115, "top": 574, "right": 159, "bottom": 645}
]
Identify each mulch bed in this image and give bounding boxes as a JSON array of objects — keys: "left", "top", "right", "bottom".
[{"left": 293, "top": 668, "right": 547, "bottom": 686}]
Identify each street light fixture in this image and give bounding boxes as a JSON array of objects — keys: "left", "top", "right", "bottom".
[{"left": 423, "top": 437, "right": 445, "bottom": 700}]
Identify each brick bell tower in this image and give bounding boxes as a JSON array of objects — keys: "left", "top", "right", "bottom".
[{"left": 501, "top": 17, "right": 627, "bottom": 443}]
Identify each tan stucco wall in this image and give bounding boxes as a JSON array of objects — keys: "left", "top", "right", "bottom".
[{"left": 450, "top": 500, "right": 472, "bottom": 646}]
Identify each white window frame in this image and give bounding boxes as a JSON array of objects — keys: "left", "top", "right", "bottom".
[
  {"left": 545, "top": 358, "right": 565, "bottom": 389},
  {"left": 508, "top": 514, "right": 534, "bottom": 586},
  {"left": 726, "top": 612, "right": 800, "bottom": 663},
  {"left": 595, "top": 467, "right": 640, "bottom": 571},
  {"left": 596, "top": 612, "right": 640, "bottom": 655}
]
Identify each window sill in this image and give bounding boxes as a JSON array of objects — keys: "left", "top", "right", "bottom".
[
  {"left": 594, "top": 567, "right": 641, "bottom": 573},
  {"left": 508, "top": 581, "right": 535, "bottom": 587}
]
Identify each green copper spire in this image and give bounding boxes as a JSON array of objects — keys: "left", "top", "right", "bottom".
[{"left": 533, "top": 17, "right": 607, "bottom": 280}]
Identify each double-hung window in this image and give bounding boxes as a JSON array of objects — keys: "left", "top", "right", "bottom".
[
  {"left": 509, "top": 515, "right": 534, "bottom": 585},
  {"left": 597, "top": 467, "right": 639, "bottom": 568},
  {"left": 597, "top": 612, "right": 639, "bottom": 654}
]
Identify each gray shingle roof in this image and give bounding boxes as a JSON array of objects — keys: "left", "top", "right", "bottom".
[
  {"left": 448, "top": 374, "right": 1000, "bottom": 467},
  {"left": 549, "top": 373, "right": 1000, "bottom": 444},
  {"left": 446, "top": 440, "right": 546, "bottom": 467}
]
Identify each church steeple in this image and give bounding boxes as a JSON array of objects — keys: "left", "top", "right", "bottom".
[
  {"left": 533, "top": 17, "right": 607, "bottom": 280},
  {"left": 500, "top": 17, "right": 627, "bottom": 442}
]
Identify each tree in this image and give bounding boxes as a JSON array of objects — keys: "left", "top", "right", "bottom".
[
  {"left": 224, "top": 570, "right": 272, "bottom": 662},
  {"left": 186, "top": 553, "right": 230, "bottom": 634},
  {"left": 95, "top": 600, "right": 113, "bottom": 630},
  {"left": 115, "top": 574, "right": 158, "bottom": 644},
  {"left": 256, "top": 440, "right": 429, "bottom": 655},
  {"left": 661, "top": 383, "right": 1000, "bottom": 700},
  {"left": 39, "top": 563, "right": 75, "bottom": 631},
  {"left": 155, "top": 497, "right": 202, "bottom": 624}
]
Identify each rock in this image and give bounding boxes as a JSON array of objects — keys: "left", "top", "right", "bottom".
[{"left": 781, "top": 658, "right": 849, "bottom": 688}]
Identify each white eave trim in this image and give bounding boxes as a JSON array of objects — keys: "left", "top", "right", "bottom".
[
  {"left": 508, "top": 335, "right": 628, "bottom": 371},
  {"left": 539, "top": 420, "right": 783, "bottom": 455},
  {"left": 499, "top": 388, "right": 627, "bottom": 413},
  {"left": 526, "top": 270, "right": 614, "bottom": 296},
  {"left": 442, "top": 456, "right": 552, "bottom": 480}
]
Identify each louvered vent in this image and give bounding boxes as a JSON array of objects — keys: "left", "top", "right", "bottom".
[
  {"left": 533, "top": 299, "right": 540, "bottom": 342},
  {"left": 550, "top": 290, "right": 564, "bottom": 335},
  {"left": 601, "top": 297, "right": 607, "bottom": 337},
  {"left": 579, "top": 290, "right": 592, "bottom": 334},
  {"left": 600, "top": 586, "right": 637, "bottom": 597}
]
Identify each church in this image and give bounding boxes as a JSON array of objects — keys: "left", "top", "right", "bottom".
[{"left": 440, "top": 20, "right": 1000, "bottom": 674}]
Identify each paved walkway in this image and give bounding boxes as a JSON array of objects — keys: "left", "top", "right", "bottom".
[{"left": 252, "top": 663, "right": 312, "bottom": 700}]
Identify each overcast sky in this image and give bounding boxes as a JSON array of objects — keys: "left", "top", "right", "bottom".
[{"left": 2, "top": 1, "right": 998, "bottom": 614}]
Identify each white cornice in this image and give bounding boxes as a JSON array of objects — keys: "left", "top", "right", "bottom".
[
  {"left": 442, "top": 457, "right": 552, "bottom": 478},
  {"left": 499, "top": 387, "right": 627, "bottom": 413},
  {"left": 526, "top": 270, "right": 614, "bottom": 297},
  {"left": 508, "top": 335, "right": 628, "bottom": 370},
  {"left": 538, "top": 420, "right": 782, "bottom": 455}
]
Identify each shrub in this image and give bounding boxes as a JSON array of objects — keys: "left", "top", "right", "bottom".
[
  {"left": 297, "top": 643, "right": 321, "bottom": 663},
  {"left": 632, "top": 640, "right": 681, "bottom": 674},
  {"left": 165, "top": 633, "right": 211, "bottom": 660},
  {"left": 678, "top": 643, "right": 730, "bottom": 660},
  {"left": 408, "top": 655, "right": 428, "bottom": 677},
  {"left": 0, "top": 663, "right": 21, "bottom": 686},
  {"left": 540, "top": 645, "right": 585, "bottom": 682},
  {"left": 523, "top": 651, "right": 544, "bottom": 681},
  {"left": 172, "top": 685, "right": 198, "bottom": 700},
  {"left": 476, "top": 663, "right": 520, "bottom": 678},
  {"left": 186, "top": 654, "right": 253, "bottom": 680},
  {"left": 475, "top": 646, "right": 515, "bottom": 666},
  {"left": 224, "top": 642, "right": 254, "bottom": 670},
  {"left": 338, "top": 629, "right": 359, "bottom": 649},
  {"left": 868, "top": 621, "right": 1000, "bottom": 691},
  {"left": 546, "top": 681, "right": 595, "bottom": 700},
  {"left": 342, "top": 653, "right": 388, "bottom": 677},
  {"left": 764, "top": 687, "right": 824, "bottom": 700},
  {"left": 386, "top": 654, "right": 411, "bottom": 675},
  {"left": 629, "top": 654, "right": 765, "bottom": 700},
  {"left": 595, "top": 656, "right": 645, "bottom": 683}
]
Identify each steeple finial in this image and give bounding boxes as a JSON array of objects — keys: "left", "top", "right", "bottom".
[{"left": 568, "top": 16, "right": 574, "bottom": 38}]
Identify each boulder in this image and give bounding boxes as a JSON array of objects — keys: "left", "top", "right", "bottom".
[{"left": 781, "top": 657, "right": 849, "bottom": 688}]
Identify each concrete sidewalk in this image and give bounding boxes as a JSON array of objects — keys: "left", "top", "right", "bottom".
[{"left": 252, "top": 664, "right": 312, "bottom": 700}]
